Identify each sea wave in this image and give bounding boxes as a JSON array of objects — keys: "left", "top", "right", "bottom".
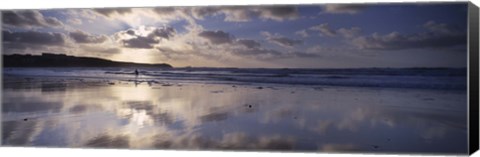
[{"left": 3, "top": 67, "right": 467, "bottom": 90}]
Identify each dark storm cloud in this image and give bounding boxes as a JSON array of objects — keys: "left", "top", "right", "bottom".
[
  {"left": 116, "top": 26, "right": 176, "bottom": 49},
  {"left": 93, "top": 8, "right": 133, "bottom": 17},
  {"left": 352, "top": 21, "right": 466, "bottom": 50},
  {"left": 236, "top": 39, "right": 261, "bottom": 48},
  {"left": 198, "top": 30, "right": 234, "bottom": 44},
  {"left": 323, "top": 4, "right": 367, "bottom": 14},
  {"left": 190, "top": 6, "right": 299, "bottom": 22},
  {"left": 2, "top": 10, "right": 63, "bottom": 28},
  {"left": 69, "top": 30, "right": 108, "bottom": 44},
  {"left": 3, "top": 30, "right": 67, "bottom": 46}
]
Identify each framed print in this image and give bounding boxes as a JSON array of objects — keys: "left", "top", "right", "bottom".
[{"left": 1, "top": 1, "right": 479, "bottom": 156}]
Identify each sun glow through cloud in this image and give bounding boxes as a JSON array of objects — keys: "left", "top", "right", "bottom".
[{"left": 2, "top": 3, "right": 468, "bottom": 68}]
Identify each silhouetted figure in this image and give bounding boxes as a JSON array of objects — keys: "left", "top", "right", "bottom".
[{"left": 134, "top": 69, "right": 139, "bottom": 87}]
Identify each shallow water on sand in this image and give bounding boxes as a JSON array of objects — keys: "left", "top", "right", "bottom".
[{"left": 2, "top": 76, "right": 467, "bottom": 154}]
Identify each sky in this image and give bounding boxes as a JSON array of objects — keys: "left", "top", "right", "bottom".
[{"left": 1, "top": 3, "right": 469, "bottom": 68}]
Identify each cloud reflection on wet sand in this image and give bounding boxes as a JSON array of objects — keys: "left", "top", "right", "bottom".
[{"left": 2, "top": 76, "right": 468, "bottom": 153}]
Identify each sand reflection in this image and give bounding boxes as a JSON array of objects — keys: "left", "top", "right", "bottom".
[{"left": 2, "top": 76, "right": 467, "bottom": 153}]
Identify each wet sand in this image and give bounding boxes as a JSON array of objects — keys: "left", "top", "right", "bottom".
[{"left": 1, "top": 75, "right": 468, "bottom": 154}]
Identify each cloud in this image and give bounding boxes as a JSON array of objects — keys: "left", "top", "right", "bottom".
[
  {"left": 3, "top": 30, "right": 67, "bottom": 46},
  {"left": 121, "top": 36, "right": 156, "bottom": 49},
  {"left": 303, "top": 45, "right": 359, "bottom": 58},
  {"left": 294, "top": 30, "right": 309, "bottom": 38},
  {"left": 80, "top": 45, "right": 122, "bottom": 54},
  {"left": 156, "top": 47, "right": 190, "bottom": 60},
  {"left": 149, "top": 26, "right": 176, "bottom": 39},
  {"left": 2, "top": 27, "right": 120, "bottom": 57},
  {"left": 323, "top": 4, "right": 367, "bottom": 14},
  {"left": 233, "top": 47, "right": 317, "bottom": 59},
  {"left": 261, "top": 32, "right": 303, "bottom": 48},
  {"left": 190, "top": 7, "right": 223, "bottom": 19},
  {"left": 309, "top": 23, "right": 336, "bottom": 37},
  {"left": 67, "top": 18, "right": 83, "bottom": 25},
  {"left": 190, "top": 6, "right": 299, "bottom": 22},
  {"left": 115, "top": 26, "right": 176, "bottom": 49},
  {"left": 422, "top": 20, "right": 457, "bottom": 34},
  {"left": 184, "top": 30, "right": 311, "bottom": 59},
  {"left": 69, "top": 30, "right": 109, "bottom": 44},
  {"left": 101, "top": 48, "right": 121, "bottom": 54},
  {"left": 307, "top": 45, "right": 338, "bottom": 53},
  {"left": 2, "top": 10, "right": 64, "bottom": 28},
  {"left": 308, "top": 24, "right": 362, "bottom": 38},
  {"left": 269, "top": 37, "right": 303, "bottom": 48},
  {"left": 352, "top": 21, "right": 466, "bottom": 50},
  {"left": 256, "top": 6, "right": 299, "bottom": 21},
  {"left": 197, "top": 30, "right": 260, "bottom": 48},
  {"left": 152, "top": 7, "right": 177, "bottom": 15},
  {"left": 337, "top": 27, "right": 362, "bottom": 38},
  {"left": 193, "top": 30, "right": 310, "bottom": 59},
  {"left": 198, "top": 30, "right": 234, "bottom": 44},
  {"left": 2, "top": 30, "right": 70, "bottom": 55},
  {"left": 109, "top": 25, "right": 319, "bottom": 63},
  {"left": 195, "top": 30, "right": 306, "bottom": 59},
  {"left": 233, "top": 47, "right": 283, "bottom": 57},
  {"left": 93, "top": 8, "right": 133, "bottom": 17},
  {"left": 151, "top": 7, "right": 191, "bottom": 24},
  {"left": 236, "top": 39, "right": 261, "bottom": 49}
]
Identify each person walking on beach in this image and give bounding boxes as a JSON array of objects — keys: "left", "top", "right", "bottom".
[{"left": 134, "top": 69, "right": 140, "bottom": 87}]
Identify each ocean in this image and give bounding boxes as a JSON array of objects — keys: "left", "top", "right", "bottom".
[{"left": 2, "top": 67, "right": 467, "bottom": 90}]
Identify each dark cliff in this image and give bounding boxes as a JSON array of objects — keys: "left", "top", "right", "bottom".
[{"left": 3, "top": 53, "right": 172, "bottom": 68}]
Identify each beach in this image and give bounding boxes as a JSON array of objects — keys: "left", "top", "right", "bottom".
[{"left": 1, "top": 67, "right": 468, "bottom": 153}]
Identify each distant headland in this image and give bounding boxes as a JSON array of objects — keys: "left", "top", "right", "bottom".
[{"left": 3, "top": 53, "right": 172, "bottom": 68}]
